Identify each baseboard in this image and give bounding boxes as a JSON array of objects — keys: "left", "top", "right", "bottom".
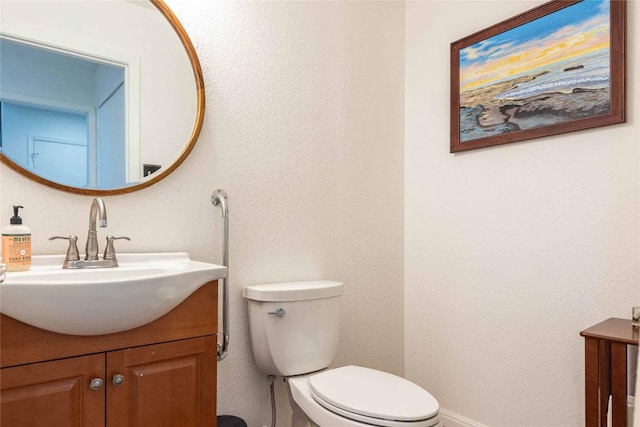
[{"left": 440, "top": 408, "right": 488, "bottom": 427}]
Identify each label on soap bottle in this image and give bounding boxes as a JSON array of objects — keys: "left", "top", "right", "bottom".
[{"left": 2, "top": 233, "right": 32, "bottom": 270}]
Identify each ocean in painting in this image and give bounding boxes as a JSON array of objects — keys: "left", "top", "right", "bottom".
[{"left": 496, "top": 49, "right": 610, "bottom": 100}]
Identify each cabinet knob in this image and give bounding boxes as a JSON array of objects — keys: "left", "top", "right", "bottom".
[
  {"left": 112, "top": 374, "right": 125, "bottom": 387},
  {"left": 89, "top": 378, "right": 103, "bottom": 391}
]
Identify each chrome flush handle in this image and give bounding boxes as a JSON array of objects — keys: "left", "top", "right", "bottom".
[{"left": 268, "top": 308, "right": 286, "bottom": 317}]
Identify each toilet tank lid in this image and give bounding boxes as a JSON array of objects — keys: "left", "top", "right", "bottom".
[{"left": 243, "top": 280, "right": 343, "bottom": 302}]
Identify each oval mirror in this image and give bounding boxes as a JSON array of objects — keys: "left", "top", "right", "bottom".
[{"left": 0, "top": 0, "right": 204, "bottom": 195}]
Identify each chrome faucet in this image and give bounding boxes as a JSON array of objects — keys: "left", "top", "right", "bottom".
[
  {"left": 49, "top": 198, "right": 130, "bottom": 269},
  {"left": 86, "top": 198, "right": 107, "bottom": 260}
]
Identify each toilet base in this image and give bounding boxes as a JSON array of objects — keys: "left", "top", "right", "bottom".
[{"left": 287, "top": 381, "right": 320, "bottom": 427}]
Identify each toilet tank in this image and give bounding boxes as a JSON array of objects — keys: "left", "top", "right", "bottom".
[{"left": 243, "top": 280, "right": 343, "bottom": 377}]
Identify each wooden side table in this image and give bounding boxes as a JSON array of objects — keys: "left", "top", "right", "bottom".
[{"left": 580, "top": 318, "right": 639, "bottom": 427}]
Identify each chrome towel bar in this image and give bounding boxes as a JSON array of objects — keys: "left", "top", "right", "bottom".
[{"left": 211, "top": 189, "right": 230, "bottom": 361}]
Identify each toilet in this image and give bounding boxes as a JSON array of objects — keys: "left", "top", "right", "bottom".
[{"left": 243, "top": 280, "right": 441, "bottom": 427}]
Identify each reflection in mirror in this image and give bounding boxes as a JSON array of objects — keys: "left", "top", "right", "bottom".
[
  {"left": 0, "top": 0, "right": 204, "bottom": 194},
  {"left": 1, "top": 37, "right": 128, "bottom": 188}
]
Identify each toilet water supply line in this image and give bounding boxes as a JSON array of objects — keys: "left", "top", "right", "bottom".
[
  {"left": 211, "top": 189, "right": 230, "bottom": 361},
  {"left": 268, "top": 375, "right": 277, "bottom": 427}
]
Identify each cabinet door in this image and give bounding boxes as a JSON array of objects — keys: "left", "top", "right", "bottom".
[
  {"left": 1, "top": 354, "right": 105, "bottom": 427},
  {"left": 107, "top": 336, "right": 216, "bottom": 427}
]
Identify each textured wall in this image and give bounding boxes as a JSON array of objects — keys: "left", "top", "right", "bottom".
[
  {"left": 405, "top": 1, "right": 639, "bottom": 425},
  {"left": 0, "top": 2, "right": 405, "bottom": 426}
]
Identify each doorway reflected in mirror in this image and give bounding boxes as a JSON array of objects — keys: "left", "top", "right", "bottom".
[{"left": 0, "top": 37, "right": 127, "bottom": 188}]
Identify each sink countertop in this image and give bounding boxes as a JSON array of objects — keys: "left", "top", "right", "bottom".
[{"left": 0, "top": 252, "right": 226, "bottom": 336}]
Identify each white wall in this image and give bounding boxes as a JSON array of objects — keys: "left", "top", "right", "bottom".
[
  {"left": 405, "top": 1, "right": 640, "bottom": 426},
  {"left": 0, "top": 1, "right": 405, "bottom": 426}
]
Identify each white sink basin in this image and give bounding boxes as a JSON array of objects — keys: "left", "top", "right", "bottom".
[{"left": 0, "top": 252, "right": 226, "bottom": 336}]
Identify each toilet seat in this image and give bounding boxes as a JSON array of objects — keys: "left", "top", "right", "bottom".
[{"left": 289, "top": 366, "right": 440, "bottom": 427}]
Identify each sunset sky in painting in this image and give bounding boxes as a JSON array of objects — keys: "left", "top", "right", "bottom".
[{"left": 459, "top": 0, "right": 610, "bottom": 92}]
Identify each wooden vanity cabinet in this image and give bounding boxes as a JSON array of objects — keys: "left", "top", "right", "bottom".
[
  {"left": 0, "top": 281, "right": 218, "bottom": 427},
  {"left": 107, "top": 336, "right": 216, "bottom": 426},
  {"left": 1, "top": 354, "right": 105, "bottom": 427}
]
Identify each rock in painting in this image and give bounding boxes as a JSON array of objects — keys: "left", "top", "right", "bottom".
[{"left": 563, "top": 64, "right": 585, "bottom": 72}]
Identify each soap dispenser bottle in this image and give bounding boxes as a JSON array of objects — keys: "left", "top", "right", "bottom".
[{"left": 2, "top": 205, "right": 32, "bottom": 272}]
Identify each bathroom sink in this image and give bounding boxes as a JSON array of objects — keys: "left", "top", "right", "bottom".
[{"left": 0, "top": 252, "right": 226, "bottom": 336}]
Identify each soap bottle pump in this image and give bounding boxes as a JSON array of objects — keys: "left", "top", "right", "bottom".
[{"left": 1, "top": 205, "right": 32, "bottom": 272}]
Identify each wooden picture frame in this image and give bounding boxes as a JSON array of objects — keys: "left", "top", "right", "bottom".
[{"left": 450, "top": 0, "right": 626, "bottom": 153}]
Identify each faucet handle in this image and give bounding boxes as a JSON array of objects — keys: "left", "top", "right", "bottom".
[
  {"left": 49, "top": 236, "right": 80, "bottom": 261},
  {"left": 103, "top": 236, "right": 131, "bottom": 261}
]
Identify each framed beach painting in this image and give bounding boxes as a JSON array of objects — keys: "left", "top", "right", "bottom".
[{"left": 450, "top": 0, "right": 626, "bottom": 153}]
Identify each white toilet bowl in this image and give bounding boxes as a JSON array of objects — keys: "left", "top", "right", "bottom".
[{"left": 287, "top": 366, "right": 440, "bottom": 427}]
